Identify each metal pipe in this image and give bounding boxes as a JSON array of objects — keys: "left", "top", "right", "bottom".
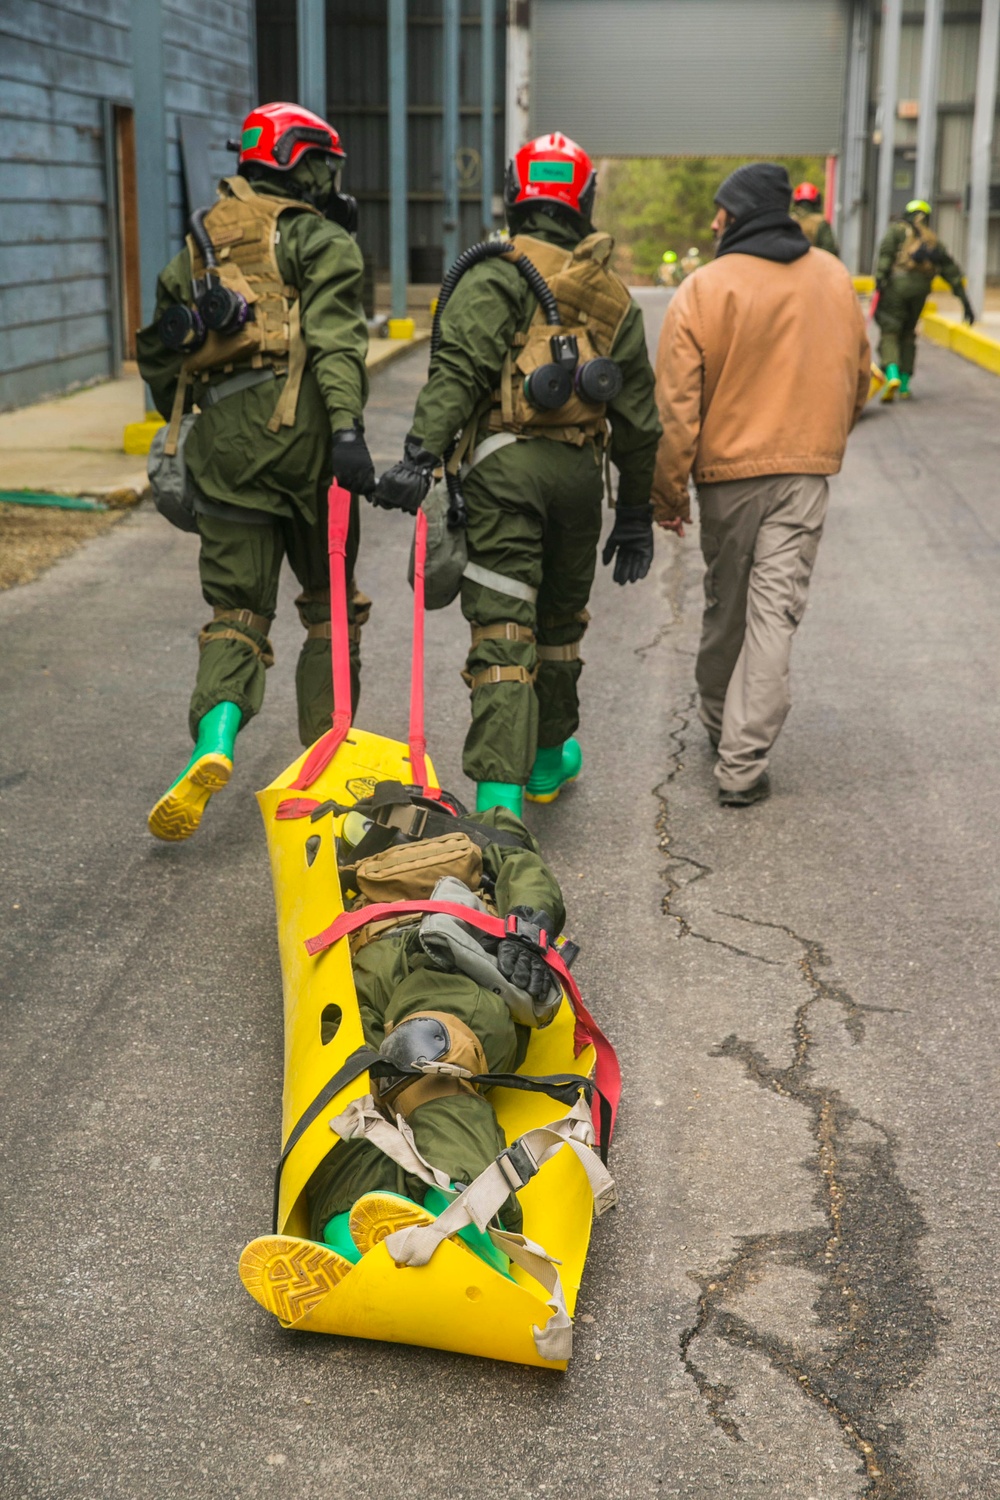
[
  {"left": 874, "top": 0, "right": 904, "bottom": 252},
  {"left": 131, "top": 0, "right": 171, "bottom": 325},
  {"left": 442, "top": 0, "right": 460, "bottom": 267},
  {"left": 914, "top": 0, "right": 944, "bottom": 206},
  {"left": 966, "top": 0, "right": 1000, "bottom": 319},
  {"left": 505, "top": 0, "right": 530, "bottom": 161},
  {"left": 388, "top": 0, "right": 408, "bottom": 320},
  {"left": 481, "top": 0, "right": 496, "bottom": 239},
  {"left": 840, "top": 0, "right": 873, "bottom": 274},
  {"left": 297, "top": 0, "right": 326, "bottom": 119}
]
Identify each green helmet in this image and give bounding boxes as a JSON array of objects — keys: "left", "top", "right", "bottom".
[
  {"left": 662, "top": 250, "right": 678, "bottom": 263},
  {"left": 905, "top": 199, "right": 932, "bottom": 218}
]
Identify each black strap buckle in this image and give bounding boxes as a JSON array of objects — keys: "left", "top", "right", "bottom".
[
  {"left": 496, "top": 1138, "right": 540, "bottom": 1192},
  {"left": 503, "top": 912, "right": 549, "bottom": 951}
]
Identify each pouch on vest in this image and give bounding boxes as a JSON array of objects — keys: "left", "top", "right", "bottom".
[
  {"left": 407, "top": 480, "right": 468, "bottom": 610},
  {"left": 354, "top": 832, "right": 483, "bottom": 902},
  {"left": 147, "top": 414, "right": 200, "bottom": 533}
]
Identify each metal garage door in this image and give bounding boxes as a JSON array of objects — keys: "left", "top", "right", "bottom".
[{"left": 530, "top": 0, "right": 850, "bottom": 157}]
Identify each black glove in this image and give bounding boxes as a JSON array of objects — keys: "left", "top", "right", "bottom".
[
  {"left": 330, "top": 424, "right": 375, "bottom": 495},
  {"left": 959, "top": 291, "right": 975, "bottom": 325},
  {"left": 371, "top": 433, "right": 438, "bottom": 514},
  {"left": 601, "top": 503, "right": 654, "bottom": 586},
  {"left": 497, "top": 907, "right": 556, "bottom": 1000}
]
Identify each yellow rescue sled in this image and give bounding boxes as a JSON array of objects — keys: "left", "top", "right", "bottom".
[{"left": 239, "top": 485, "right": 620, "bottom": 1368}]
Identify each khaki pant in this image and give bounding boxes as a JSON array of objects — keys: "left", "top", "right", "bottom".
[{"left": 696, "top": 474, "right": 829, "bottom": 791}]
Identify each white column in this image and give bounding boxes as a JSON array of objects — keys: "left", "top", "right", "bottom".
[
  {"left": 914, "top": 0, "right": 944, "bottom": 205},
  {"left": 967, "top": 0, "right": 1000, "bottom": 319},
  {"left": 840, "top": 0, "right": 873, "bottom": 274},
  {"left": 874, "top": 0, "right": 904, "bottom": 248},
  {"left": 297, "top": 0, "right": 326, "bottom": 119},
  {"left": 505, "top": 0, "right": 531, "bottom": 161}
]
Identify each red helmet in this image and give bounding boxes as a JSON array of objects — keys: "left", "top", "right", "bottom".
[
  {"left": 792, "top": 181, "right": 821, "bottom": 205},
  {"left": 504, "top": 132, "right": 597, "bottom": 221},
  {"left": 237, "top": 102, "right": 345, "bottom": 171}
]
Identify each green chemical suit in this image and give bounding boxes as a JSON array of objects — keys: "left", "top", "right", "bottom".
[
  {"left": 873, "top": 221, "right": 965, "bottom": 377},
  {"left": 791, "top": 205, "right": 839, "bottom": 257},
  {"left": 305, "top": 806, "right": 566, "bottom": 1239},
  {"left": 409, "top": 209, "right": 661, "bottom": 786},
  {"left": 136, "top": 174, "right": 370, "bottom": 748}
]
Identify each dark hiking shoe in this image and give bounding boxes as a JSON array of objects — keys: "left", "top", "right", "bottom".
[{"left": 718, "top": 773, "right": 771, "bottom": 808}]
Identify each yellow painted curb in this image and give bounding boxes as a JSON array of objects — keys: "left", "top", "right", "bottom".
[
  {"left": 920, "top": 311, "right": 1000, "bottom": 377},
  {"left": 123, "top": 413, "right": 166, "bottom": 456},
  {"left": 854, "top": 274, "right": 953, "bottom": 297},
  {"left": 387, "top": 316, "right": 416, "bottom": 340}
]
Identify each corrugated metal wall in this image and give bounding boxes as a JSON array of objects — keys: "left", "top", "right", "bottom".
[
  {"left": 530, "top": 0, "right": 850, "bottom": 156},
  {"left": 893, "top": 0, "right": 1000, "bottom": 274},
  {"left": 0, "top": 0, "right": 254, "bottom": 410},
  {"left": 255, "top": 0, "right": 506, "bottom": 277}
]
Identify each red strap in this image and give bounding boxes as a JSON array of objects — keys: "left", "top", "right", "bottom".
[
  {"left": 305, "top": 899, "right": 621, "bottom": 1145},
  {"left": 290, "top": 481, "right": 354, "bottom": 791},
  {"left": 408, "top": 508, "right": 428, "bottom": 786},
  {"left": 275, "top": 796, "right": 324, "bottom": 821}
]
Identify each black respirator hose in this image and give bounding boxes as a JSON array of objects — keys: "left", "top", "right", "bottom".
[
  {"left": 432, "top": 242, "right": 562, "bottom": 527},
  {"left": 189, "top": 207, "right": 219, "bottom": 275}
]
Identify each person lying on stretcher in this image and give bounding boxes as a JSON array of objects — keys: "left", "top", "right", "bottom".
[{"left": 308, "top": 782, "right": 567, "bottom": 1279}]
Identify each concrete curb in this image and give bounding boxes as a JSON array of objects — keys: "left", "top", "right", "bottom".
[
  {"left": 366, "top": 329, "right": 430, "bottom": 373},
  {"left": 919, "top": 311, "right": 1000, "bottom": 377}
]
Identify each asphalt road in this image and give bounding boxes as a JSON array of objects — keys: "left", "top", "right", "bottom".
[{"left": 2, "top": 299, "right": 999, "bottom": 1500}]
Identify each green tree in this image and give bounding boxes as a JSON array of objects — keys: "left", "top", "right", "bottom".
[{"left": 596, "top": 155, "right": 826, "bottom": 281}]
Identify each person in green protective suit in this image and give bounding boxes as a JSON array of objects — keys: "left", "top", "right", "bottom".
[
  {"left": 874, "top": 199, "right": 973, "bottom": 402},
  {"left": 300, "top": 794, "right": 566, "bottom": 1276},
  {"left": 136, "top": 103, "right": 373, "bottom": 843},
  {"left": 371, "top": 132, "right": 661, "bottom": 820},
  {"left": 790, "top": 183, "right": 839, "bottom": 256}
]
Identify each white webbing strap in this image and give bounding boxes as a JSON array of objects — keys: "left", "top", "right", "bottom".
[
  {"left": 382, "top": 1096, "right": 618, "bottom": 1362},
  {"left": 460, "top": 431, "right": 520, "bottom": 477},
  {"left": 329, "top": 1095, "right": 452, "bottom": 1192},
  {"left": 463, "top": 560, "right": 538, "bottom": 604}
]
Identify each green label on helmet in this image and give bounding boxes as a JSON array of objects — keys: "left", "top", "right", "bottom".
[
  {"left": 528, "top": 161, "right": 574, "bottom": 184},
  {"left": 241, "top": 126, "right": 263, "bottom": 150}
]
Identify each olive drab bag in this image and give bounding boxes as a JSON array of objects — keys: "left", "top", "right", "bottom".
[
  {"left": 407, "top": 481, "right": 468, "bottom": 610},
  {"left": 490, "top": 232, "right": 632, "bottom": 445},
  {"left": 147, "top": 413, "right": 200, "bottom": 532},
  {"left": 162, "top": 176, "right": 321, "bottom": 457}
]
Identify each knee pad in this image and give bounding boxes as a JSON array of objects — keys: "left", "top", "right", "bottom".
[{"left": 374, "top": 1010, "right": 488, "bottom": 1119}]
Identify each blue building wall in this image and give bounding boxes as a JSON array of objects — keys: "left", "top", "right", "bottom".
[{"left": 0, "top": 0, "right": 255, "bottom": 410}]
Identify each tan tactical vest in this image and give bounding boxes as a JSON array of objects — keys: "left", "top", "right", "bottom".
[
  {"left": 165, "top": 176, "right": 320, "bottom": 451},
  {"left": 489, "top": 232, "right": 632, "bottom": 445},
  {"left": 894, "top": 222, "right": 939, "bottom": 277},
  {"left": 794, "top": 209, "right": 825, "bottom": 245}
]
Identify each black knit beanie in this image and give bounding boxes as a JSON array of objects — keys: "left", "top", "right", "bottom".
[{"left": 715, "top": 162, "right": 793, "bottom": 220}]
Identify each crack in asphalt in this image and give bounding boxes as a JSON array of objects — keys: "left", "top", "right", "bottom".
[{"left": 657, "top": 693, "right": 943, "bottom": 1498}]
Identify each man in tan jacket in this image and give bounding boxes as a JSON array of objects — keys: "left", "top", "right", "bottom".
[{"left": 652, "top": 162, "right": 870, "bottom": 806}]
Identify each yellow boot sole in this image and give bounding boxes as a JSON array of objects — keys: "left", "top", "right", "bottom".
[
  {"left": 239, "top": 1234, "right": 353, "bottom": 1326},
  {"left": 525, "top": 769, "right": 580, "bottom": 805},
  {"left": 147, "top": 753, "right": 233, "bottom": 842},
  {"left": 880, "top": 376, "right": 901, "bottom": 404},
  {"left": 348, "top": 1192, "right": 436, "bottom": 1257}
]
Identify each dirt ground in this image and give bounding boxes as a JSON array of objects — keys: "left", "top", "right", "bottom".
[{"left": 0, "top": 503, "right": 127, "bottom": 590}]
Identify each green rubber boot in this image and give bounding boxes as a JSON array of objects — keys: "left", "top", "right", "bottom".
[
  {"left": 881, "top": 363, "right": 901, "bottom": 403},
  {"left": 148, "top": 701, "right": 242, "bottom": 842},
  {"left": 347, "top": 1189, "right": 513, "bottom": 1279},
  {"left": 525, "top": 737, "right": 583, "bottom": 804},
  {"left": 475, "top": 781, "right": 524, "bottom": 818},
  {"left": 899, "top": 371, "right": 911, "bottom": 398},
  {"left": 423, "top": 1187, "right": 512, "bottom": 1278},
  {"left": 321, "top": 1210, "right": 362, "bottom": 1264}
]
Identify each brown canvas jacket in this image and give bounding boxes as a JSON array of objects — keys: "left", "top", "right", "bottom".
[{"left": 651, "top": 249, "right": 870, "bottom": 523}]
